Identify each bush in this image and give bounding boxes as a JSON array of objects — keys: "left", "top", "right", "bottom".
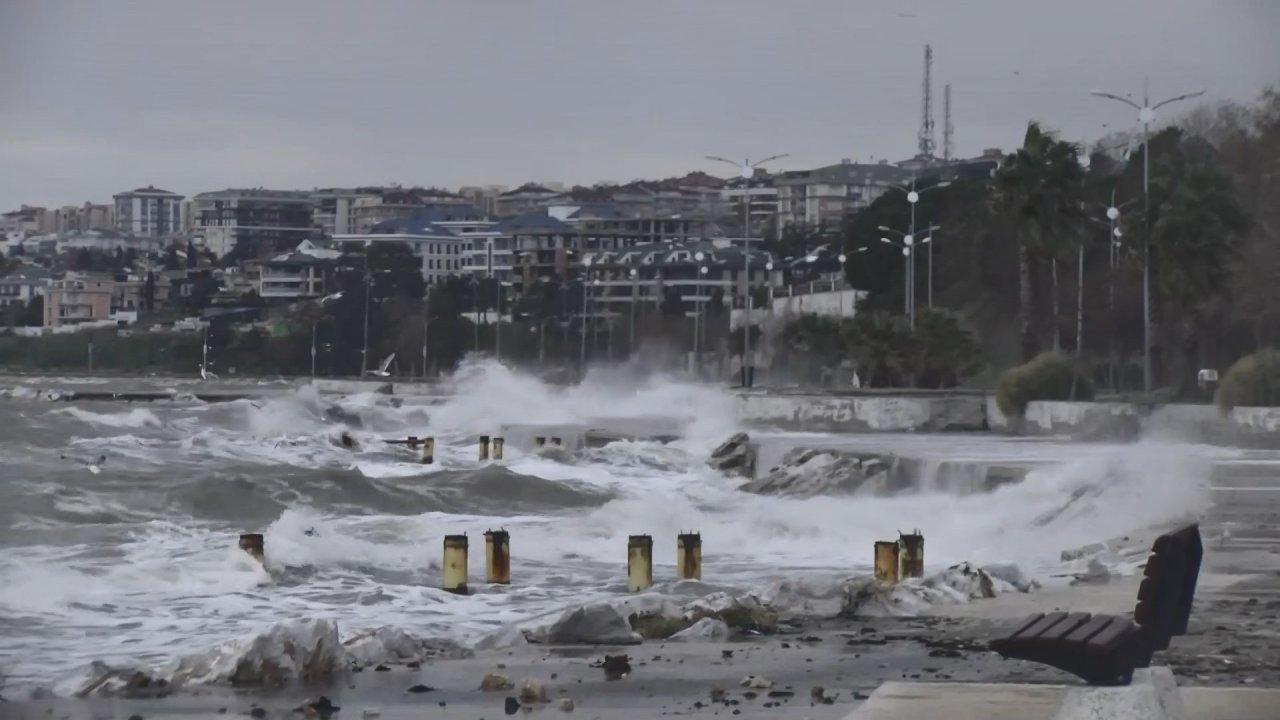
[
  {"left": 1216, "top": 348, "right": 1280, "bottom": 411},
  {"left": 996, "top": 351, "right": 1094, "bottom": 417}
]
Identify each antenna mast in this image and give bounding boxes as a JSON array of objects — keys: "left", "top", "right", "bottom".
[
  {"left": 943, "top": 83, "right": 953, "bottom": 161},
  {"left": 917, "top": 44, "right": 935, "bottom": 158}
]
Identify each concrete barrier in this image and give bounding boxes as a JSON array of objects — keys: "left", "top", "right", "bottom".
[{"left": 737, "top": 393, "right": 986, "bottom": 433}]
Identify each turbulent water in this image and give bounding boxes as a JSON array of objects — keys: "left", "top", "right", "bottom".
[{"left": 0, "top": 360, "right": 1228, "bottom": 697}]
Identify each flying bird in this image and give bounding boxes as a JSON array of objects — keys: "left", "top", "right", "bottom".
[{"left": 366, "top": 353, "right": 396, "bottom": 377}]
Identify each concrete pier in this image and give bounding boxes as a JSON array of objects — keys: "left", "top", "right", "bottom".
[
  {"left": 443, "top": 534, "right": 468, "bottom": 594},
  {"left": 484, "top": 529, "right": 510, "bottom": 585},
  {"left": 676, "top": 532, "right": 701, "bottom": 581},
  {"left": 627, "top": 535, "right": 653, "bottom": 592}
]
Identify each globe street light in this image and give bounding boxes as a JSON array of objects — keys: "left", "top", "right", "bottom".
[
  {"left": 764, "top": 260, "right": 775, "bottom": 316},
  {"left": 892, "top": 178, "right": 951, "bottom": 313},
  {"left": 1091, "top": 80, "right": 1206, "bottom": 392},
  {"left": 879, "top": 223, "right": 940, "bottom": 329},
  {"left": 706, "top": 153, "right": 788, "bottom": 387}
]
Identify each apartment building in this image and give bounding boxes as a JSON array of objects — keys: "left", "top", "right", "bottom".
[
  {"left": 114, "top": 186, "right": 184, "bottom": 237},
  {"left": 191, "top": 189, "right": 316, "bottom": 258},
  {"left": 43, "top": 274, "right": 115, "bottom": 327}
]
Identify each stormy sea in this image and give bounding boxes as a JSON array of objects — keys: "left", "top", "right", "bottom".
[{"left": 0, "top": 360, "right": 1230, "bottom": 698}]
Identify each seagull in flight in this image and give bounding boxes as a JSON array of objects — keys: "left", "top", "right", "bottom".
[{"left": 365, "top": 353, "right": 395, "bottom": 377}]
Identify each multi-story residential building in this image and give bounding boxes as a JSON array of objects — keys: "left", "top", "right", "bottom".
[
  {"left": 457, "top": 185, "right": 507, "bottom": 217},
  {"left": 258, "top": 252, "right": 335, "bottom": 300},
  {"left": 311, "top": 188, "right": 376, "bottom": 237},
  {"left": 500, "top": 212, "right": 576, "bottom": 292},
  {"left": 773, "top": 160, "right": 912, "bottom": 239},
  {"left": 346, "top": 187, "right": 471, "bottom": 235},
  {"left": 333, "top": 205, "right": 486, "bottom": 286},
  {"left": 719, "top": 175, "right": 780, "bottom": 239},
  {"left": 113, "top": 186, "right": 184, "bottom": 237},
  {"left": 581, "top": 240, "right": 779, "bottom": 317},
  {"left": 494, "top": 183, "right": 561, "bottom": 218},
  {"left": 191, "top": 189, "right": 317, "bottom": 258},
  {"left": 0, "top": 265, "right": 52, "bottom": 310},
  {"left": 1, "top": 206, "right": 55, "bottom": 236},
  {"left": 499, "top": 204, "right": 717, "bottom": 293},
  {"left": 44, "top": 273, "right": 115, "bottom": 327},
  {"left": 53, "top": 203, "right": 114, "bottom": 234}
]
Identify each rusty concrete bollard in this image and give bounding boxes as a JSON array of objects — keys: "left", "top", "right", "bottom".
[
  {"left": 492, "top": 436, "right": 505, "bottom": 461},
  {"left": 627, "top": 535, "right": 653, "bottom": 592},
  {"left": 535, "top": 436, "right": 546, "bottom": 448},
  {"left": 443, "top": 534, "right": 468, "bottom": 594},
  {"left": 874, "top": 541, "right": 900, "bottom": 584},
  {"left": 485, "top": 529, "right": 510, "bottom": 585},
  {"left": 239, "top": 533, "right": 264, "bottom": 563},
  {"left": 898, "top": 530, "right": 924, "bottom": 580},
  {"left": 421, "top": 436, "right": 435, "bottom": 464},
  {"left": 677, "top": 532, "right": 702, "bottom": 581},
  {"left": 478, "top": 435, "right": 490, "bottom": 462}
]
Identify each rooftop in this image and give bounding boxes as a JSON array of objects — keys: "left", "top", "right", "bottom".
[{"left": 116, "top": 185, "right": 182, "bottom": 197}]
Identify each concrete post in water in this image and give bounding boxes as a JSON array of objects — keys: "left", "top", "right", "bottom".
[
  {"left": 627, "top": 535, "right": 653, "bottom": 592},
  {"left": 484, "top": 529, "right": 510, "bottom": 584},
  {"left": 421, "top": 436, "right": 435, "bottom": 464},
  {"left": 478, "top": 435, "right": 490, "bottom": 461},
  {"left": 898, "top": 530, "right": 924, "bottom": 580},
  {"left": 239, "top": 533, "right": 264, "bottom": 563},
  {"left": 443, "top": 534, "right": 468, "bottom": 594},
  {"left": 492, "top": 437, "right": 504, "bottom": 461},
  {"left": 677, "top": 532, "right": 702, "bottom": 580},
  {"left": 874, "top": 541, "right": 900, "bottom": 584}
]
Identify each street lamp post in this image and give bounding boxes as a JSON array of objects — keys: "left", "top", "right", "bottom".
[
  {"left": 692, "top": 251, "right": 706, "bottom": 375},
  {"left": 707, "top": 153, "right": 788, "bottom": 387},
  {"left": 1091, "top": 80, "right": 1206, "bottom": 393},
  {"left": 580, "top": 257, "right": 592, "bottom": 369},
  {"left": 879, "top": 224, "right": 940, "bottom": 330},
  {"left": 470, "top": 276, "right": 479, "bottom": 353},
  {"left": 360, "top": 271, "right": 371, "bottom": 375},
  {"left": 311, "top": 291, "right": 344, "bottom": 379},
  {"left": 698, "top": 264, "right": 709, "bottom": 375},
  {"left": 629, "top": 267, "right": 638, "bottom": 354},
  {"left": 494, "top": 279, "right": 502, "bottom": 362},
  {"left": 890, "top": 179, "right": 950, "bottom": 314}
]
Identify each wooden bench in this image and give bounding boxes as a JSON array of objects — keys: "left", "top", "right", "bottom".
[{"left": 989, "top": 524, "right": 1203, "bottom": 686}]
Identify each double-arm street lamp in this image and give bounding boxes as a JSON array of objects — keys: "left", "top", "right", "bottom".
[
  {"left": 706, "top": 153, "right": 787, "bottom": 387},
  {"left": 890, "top": 179, "right": 950, "bottom": 309},
  {"left": 1091, "top": 80, "right": 1205, "bottom": 392},
  {"left": 878, "top": 224, "right": 940, "bottom": 330}
]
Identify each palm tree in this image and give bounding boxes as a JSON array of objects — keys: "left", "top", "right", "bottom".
[{"left": 991, "top": 123, "right": 1087, "bottom": 360}]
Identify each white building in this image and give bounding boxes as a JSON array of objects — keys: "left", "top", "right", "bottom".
[
  {"left": 0, "top": 265, "right": 53, "bottom": 310},
  {"left": 773, "top": 160, "right": 912, "bottom": 238},
  {"left": 114, "top": 186, "right": 184, "bottom": 237},
  {"left": 334, "top": 206, "right": 492, "bottom": 285},
  {"left": 190, "top": 189, "right": 316, "bottom": 258}
]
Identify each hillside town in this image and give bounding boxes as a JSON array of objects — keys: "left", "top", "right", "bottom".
[{"left": 0, "top": 148, "right": 1000, "bottom": 336}]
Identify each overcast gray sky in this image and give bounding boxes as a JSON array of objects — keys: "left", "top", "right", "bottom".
[{"left": 1, "top": 0, "right": 1276, "bottom": 210}]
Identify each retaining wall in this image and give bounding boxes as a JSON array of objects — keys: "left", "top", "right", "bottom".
[
  {"left": 742, "top": 391, "right": 1280, "bottom": 444},
  {"left": 736, "top": 393, "right": 987, "bottom": 432}
]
